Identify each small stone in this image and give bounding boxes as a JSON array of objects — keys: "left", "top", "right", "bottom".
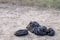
[
  {"left": 14, "top": 29, "right": 28, "bottom": 36},
  {"left": 47, "top": 28, "right": 55, "bottom": 36}
]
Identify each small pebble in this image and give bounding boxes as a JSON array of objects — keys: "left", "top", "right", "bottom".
[{"left": 14, "top": 29, "right": 28, "bottom": 36}]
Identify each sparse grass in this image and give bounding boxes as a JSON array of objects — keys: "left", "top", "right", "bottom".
[{"left": 19, "top": 0, "right": 60, "bottom": 9}]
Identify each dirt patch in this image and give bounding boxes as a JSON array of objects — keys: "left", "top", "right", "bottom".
[{"left": 0, "top": 3, "right": 60, "bottom": 40}]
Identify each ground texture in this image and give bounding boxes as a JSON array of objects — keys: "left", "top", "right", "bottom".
[{"left": 0, "top": 3, "right": 60, "bottom": 40}]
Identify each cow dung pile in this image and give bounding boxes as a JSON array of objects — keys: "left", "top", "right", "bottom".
[{"left": 14, "top": 21, "right": 55, "bottom": 37}]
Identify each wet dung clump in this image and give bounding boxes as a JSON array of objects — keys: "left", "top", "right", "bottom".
[
  {"left": 33, "top": 26, "right": 47, "bottom": 36},
  {"left": 26, "top": 21, "right": 41, "bottom": 33},
  {"left": 14, "top": 29, "right": 28, "bottom": 36},
  {"left": 47, "top": 28, "right": 55, "bottom": 36}
]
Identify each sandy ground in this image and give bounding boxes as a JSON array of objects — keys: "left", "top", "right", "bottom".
[{"left": 0, "top": 3, "right": 60, "bottom": 40}]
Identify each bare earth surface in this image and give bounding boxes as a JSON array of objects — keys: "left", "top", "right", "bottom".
[{"left": 0, "top": 3, "right": 60, "bottom": 40}]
